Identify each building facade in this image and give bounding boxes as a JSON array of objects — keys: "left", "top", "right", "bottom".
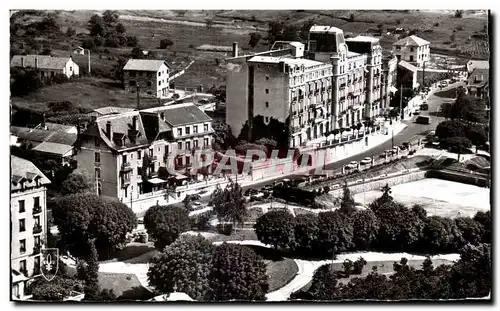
[
  {"left": 123, "top": 59, "right": 171, "bottom": 99},
  {"left": 75, "top": 103, "right": 213, "bottom": 206},
  {"left": 11, "top": 156, "right": 51, "bottom": 300},
  {"left": 380, "top": 55, "right": 399, "bottom": 116},
  {"left": 392, "top": 35, "right": 430, "bottom": 67},
  {"left": 466, "top": 68, "right": 489, "bottom": 101},
  {"left": 10, "top": 55, "right": 80, "bottom": 78}
]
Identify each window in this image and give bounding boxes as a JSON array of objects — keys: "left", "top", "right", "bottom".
[
  {"left": 204, "top": 124, "right": 209, "bottom": 132},
  {"left": 137, "top": 150, "right": 142, "bottom": 159},
  {"left": 70, "top": 66, "right": 72, "bottom": 72},
  {"left": 185, "top": 141, "right": 191, "bottom": 150},
  {"left": 95, "top": 168, "right": 101, "bottom": 179},
  {"left": 149, "top": 149, "right": 153, "bottom": 157},
  {"left": 178, "top": 142, "right": 183, "bottom": 150},
  {"left": 138, "top": 167, "right": 142, "bottom": 176},
  {"left": 176, "top": 157, "right": 183, "bottom": 166},
  {"left": 159, "top": 81, "right": 161, "bottom": 86},
  {"left": 94, "top": 137, "right": 100, "bottom": 147},
  {"left": 34, "top": 196, "right": 40, "bottom": 208},
  {"left": 193, "top": 139, "right": 198, "bottom": 148},
  {"left": 95, "top": 152, "right": 100, "bottom": 163},
  {"left": 265, "top": 102, "right": 269, "bottom": 108},
  {"left": 122, "top": 154, "right": 127, "bottom": 165},
  {"left": 130, "top": 71, "right": 136, "bottom": 78},
  {"left": 185, "top": 127, "right": 191, "bottom": 135},
  {"left": 35, "top": 236, "right": 40, "bottom": 247},
  {"left": 177, "top": 128, "right": 183, "bottom": 136},
  {"left": 129, "top": 80, "right": 136, "bottom": 86},
  {"left": 265, "top": 89, "right": 269, "bottom": 94},
  {"left": 34, "top": 256, "right": 40, "bottom": 274},
  {"left": 186, "top": 156, "right": 191, "bottom": 166},
  {"left": 266, "top": 75, "right": 269, "bottom": 81},
  {"left": 20, "top": 239, "right": 26, "bottom": 253},
  {"left": 396, "top": 47, "right": 401, "bottom": 51},
  {"left": 410, "top": 48, "right": 414, "bottom": 52},
  {"left": 204, "top": 138, "right": 209, "bottom": 147},
  {"left": 193, "top": 125, "right": 198, "bottom": 133},
  {"left": 158, "top": 71, "right": 161, "bottom": 77},
  {"left": 19, "top": 219, "right": 25, "bottom": 232},
  {"left": 34, "top": 216, "right": 40, "bottom": 226},
  {"left": 20, "top": 260, "right": 26, "bottom": 274},
  {"left": 19, "top": 200, "right": 25, "bottom": 213},
  {"left": 265, "top": 116, "right": 270, "bottom": 123},
  {"left": 409, "top": 55, "right": 414, "bottom": 62}
]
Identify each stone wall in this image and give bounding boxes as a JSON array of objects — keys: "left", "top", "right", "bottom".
[{"left": 327, "top": 170, "right": 427, "bottom": 197}]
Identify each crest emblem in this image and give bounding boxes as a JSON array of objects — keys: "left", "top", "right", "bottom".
[{"left": 41, "top": 248, "right": 59, "bottom": 281}]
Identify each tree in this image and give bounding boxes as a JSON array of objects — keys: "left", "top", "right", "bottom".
[
  {"left": 473, "top": 211, "right": 491, "bottom": 243},
  {"left": 292, "top": 214, "right": 319, "bottom": 254},
  {"left": 210, "top": 181, "right": 247, "bottom": 230},
  {"left": 451, "top": 92, "right": 487, "bottom": 123},
  {"left": 29, "top": 276, "right": 83, "bottom": 301},
  {"left": 212, "top": 121, "right": 235, "bottom": 150},
  {"left": 282, "top": 25, "right": 300, "bottom": 41},
  {"left": 343, "top": 259, "right": 354, "bottom": 277},
  {"left": 339, "top": 183, "right": 356, "bottom": 214},
  {"left": 130, "top": 47, "right": 144, "bottom": 59},
  {"left": 81, "top": 240, "right": 100, "bottom": 300},
  {"left": 66, "top": 26, "right": 76, "bottom": 37},
  {"left": 148, "top": 235, "right": 214, "bottom": 301},
  {"left": 115, "top": 22, "right": 126, "bottom": 34},
  {"left": 210, "top": 243, "right": 268, "bottom": 301},
  {"left": 61, "top": 170, "right": 95, "bottom": 195},
  {"left": 300, "top": 19, "right": 316, "bottom": 40},
  {"left": 450, "top": 243, "right": 491, "bottom": 298},
  {"left": 440, "top": 102, "right": 453, "bottom": 119},
  {"left": 102, "top": 10, "right": 119, "bottom": 27},
  {"left": 267, "top": 21, "right": 284, "bottom": 44},
  {"left": 160, "top": 38, "right": 174, "bottom": 49},
  {"left": 306, "top": 264, "right": 340, "bottom": 300},
  {"left": 87, "top": 14, "right": 104, "bottom": 37},
  {"left": 51, "top": 194, "right": 137, "bottom": 259},
  {"left": 441, "top": 136, "right": 472, "bottom": 161},
  {"left": 126, "top": 35, "right": 139, "bottom": 47},
  {"left": 454, "top": 10, "right": 463, "bottom": 18},
  {"left": 374, "top": 201, "right": 424, "bottom": 251},
  {"left": 420, "top": 216, "right": 461, "bottom": 254},
  {"left": 254, "top": 210, "right": 295, "bottom": 250},
  {"left": 352, "top": 257, "right": 367, "bottom": 275},
  {"left": 454, "top": 217, "right": 484, "bottom": 247},
  {"left": 368, "top": 183, "right": 393, "bottom": 212},
  {"left": 317, "top": 211, "right": 354, "bottom": 256},
  {"left": 352, "top": 210, "right": 379, "bottom": 250},
  {"left": 465, "top": 126, "right": 487, "bottom": 151},
  {"left": 248, "top": 32, "right": 262, "bottom": 48},
  {"left": 143, "top": 205, "right": 190, "bottom": 250}
]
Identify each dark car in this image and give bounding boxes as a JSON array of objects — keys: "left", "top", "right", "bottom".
[
  {"left": 420, "top": 103, "right": 429, "bottom": 111},
  {"left": 416, "top": 116, "right": 431, "bottom": 124}
]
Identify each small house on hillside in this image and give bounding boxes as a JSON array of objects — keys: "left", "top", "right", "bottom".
[
  {"left": 392, "top": 35, "right": 430, "bottom": 67},
  {"left": 10, "top": 55, "right": 80, "bottom": 78},
  {"left": 73, "top": 46, "right": 85, "bottom": 55},
  {"left": 123, "top": 59, "right": 171, "bottom": 99}
]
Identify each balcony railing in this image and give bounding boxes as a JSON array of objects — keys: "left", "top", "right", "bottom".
[
  {"left": 121, "top": 177, "right": 131, "bottom": 187},
  {"left": 33, "top": 205, "right": 42, "bottom": 215},
  {"left": 121, "top": 162, "right": 133, "bottom": 172},
  {"left": 33, "top": 224, "right": 42, "bottom": 234}
]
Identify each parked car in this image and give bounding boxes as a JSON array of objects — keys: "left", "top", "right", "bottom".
[
  {"left": 346, "top": 161, "right": 358, "bottom": 169},
  {"left": 244, "top": 188, "right": 259, "bottom": 196},
  {"left": 360, "top": 157, "right": 372, "bottom": 165},
  {"left": 137, "top": 217, "right": 144, "bottom": 225},
  {"left": 190, "top": 201, "right": 204, "bottom": 209},
  {"left": 440, "top": 81, "right": 448, "bottom": 87},
  {"left": 416, "top": 116, "right": 431, "bottom": 124}
]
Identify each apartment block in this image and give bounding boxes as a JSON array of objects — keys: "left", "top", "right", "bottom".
[
  {"left": 11, "top": 156, "right": 51, "bottom": 300},
  {"left": 123, "top": 59, "right": 171, "bottom": 98}
]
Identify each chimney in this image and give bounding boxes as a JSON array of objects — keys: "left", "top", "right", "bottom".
[
  {"left": 21, "top": 57, "right": 24, "bottom": 68},
  {"left": 232, "top": 42, "right": 238, "bottom": 58},
  {"left": 35, "top": 57, "right": 38, "bottom": 69},
  {"left": 106, "top": 121, "right": 113, "bottom": 139},
  {"left": 132, "top": 115, "right": 138, "bottom": 131},
  {"left": 279, "top": 60, "right": 286, "bottom": 73},
  {"left": 41, "top": 113, "right": 46, "bottom": 129}
]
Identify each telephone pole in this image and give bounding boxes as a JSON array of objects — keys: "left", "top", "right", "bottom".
[
  {"left": 399, "top": 83, "right": 403, "bottom": 121},
  {"left": 88, "top": 49, "right": 91, "bottom": 76},
  {"left": 136, "top": 85, "right": 140, "bottom": 110}
]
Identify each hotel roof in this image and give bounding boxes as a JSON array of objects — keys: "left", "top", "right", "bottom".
[
  {"left": 346, "top": 35, "right": 380, "bottom": 43},
  {"left": 393, "top": 35, "right": 430, "bottom": 47},
  {"left": 247, "top": 56, "right": 327, "bottom": 68}
]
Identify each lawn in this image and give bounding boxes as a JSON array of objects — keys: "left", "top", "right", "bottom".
[
  {"left": 98, "top": 272, "right": 155, "bottom": 301},
  {"left": 100, "top": 242, "right": 157, "bottom": 264},
  {"left": 247, "top": 207, "right": 264, "bottom": 222},
  {"left": 206, "top": 229, "right": 258, "bottom": 243},
  {"left": 242, "top": 245, "right": 299, "bottom": 293}
]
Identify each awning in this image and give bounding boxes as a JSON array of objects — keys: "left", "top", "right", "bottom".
[
  {"left": 390, "top": 86, "right": 398, "bottom": 93},
  {"left": 148, "top": 178, "right": 166, "bottom": 184}
]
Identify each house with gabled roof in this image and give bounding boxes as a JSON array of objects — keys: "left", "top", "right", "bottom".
[
  {"left": 10, "top": 55, "right": 79, "bottom": 78},
  {"left": 123, "top": 59, "right": 171, "bottom": 99},
  {"left": 466, "top": 68, "right": 489, "bottom": 101},
  {"left": 392, "top": 35, "right": 430, "bottom": 67},
  {"left": 74, "top": 103, "right": 213, "bottom": 213},
  {"left": 11, "top": 155, "right": 51, "bottom": 300}
]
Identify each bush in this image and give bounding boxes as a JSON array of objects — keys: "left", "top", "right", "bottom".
[
  {"left": 343, "top": 259, "right": 354, "bottom": 277},
  {"left": 160, "top": 38, "right": 174, "bottom": 49},
  {"left": 216, "top": 223, "right": 233, "bottom": 235},
  {"left": 190, "top": 210, "right": 214, "bottom": 231},
  {"left": 352, "top": 257, "right": 367, "bottom": 275}
]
